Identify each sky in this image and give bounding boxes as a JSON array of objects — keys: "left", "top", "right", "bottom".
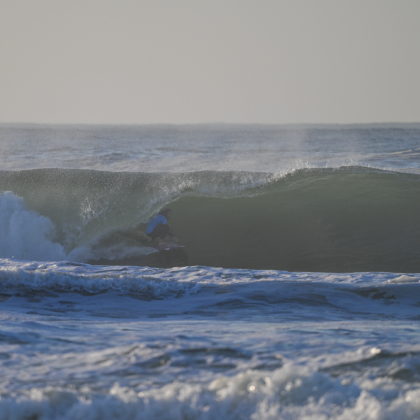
[{"left": 1, "top": 0, "right": 419, "bottom": 125}]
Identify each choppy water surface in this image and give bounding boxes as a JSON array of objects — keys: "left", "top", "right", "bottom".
[
  {"left": 1, "top": 123, "right": 420, "bottom": 173},
  {"left": 0, "top": 123, "right": 419, "bottom": 419}
]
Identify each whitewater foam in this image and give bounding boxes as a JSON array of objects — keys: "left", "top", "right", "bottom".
[
  {"left": 0, "top": 192, "right": 66, "bottom": 261},
  {"left": 1, "top": 362, "right": 420, "bottom": 420}
]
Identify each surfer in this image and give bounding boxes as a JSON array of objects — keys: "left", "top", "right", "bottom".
[{"left": 146, "top": 208, "right": 179, "bottom": 245}]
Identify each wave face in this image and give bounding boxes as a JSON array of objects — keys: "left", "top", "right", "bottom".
[{"left": 0, "top": 166, "right": 419, "bottom": 272}]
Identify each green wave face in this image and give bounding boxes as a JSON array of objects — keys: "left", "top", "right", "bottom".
[
  {"left": 0, "top": 167, "right": 419, "bottom": 272},
  {"left": 168, "top": 169, "right": 420, "bottom": 272}
]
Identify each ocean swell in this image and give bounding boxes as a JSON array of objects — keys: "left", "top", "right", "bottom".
[{"left": 0, "top": 167, "right": 419, "bottom": 272}]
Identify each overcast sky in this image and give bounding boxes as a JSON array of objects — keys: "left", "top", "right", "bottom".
[{"left": 1, "top": 0, "right": 419, "bottom": 124}]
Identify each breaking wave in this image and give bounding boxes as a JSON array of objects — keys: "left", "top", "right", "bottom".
[{"left": 0, "top": 166, "right": 419, "bottom": 272}]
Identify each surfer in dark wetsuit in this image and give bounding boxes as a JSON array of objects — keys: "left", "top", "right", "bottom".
[{"left": 146, "top": 208, "right": 179, "bottom": 245}]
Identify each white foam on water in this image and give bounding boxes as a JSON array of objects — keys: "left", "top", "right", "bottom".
[
  {"left": 0, "top": 192, "right": 66, "bottom": 262},
  {"left": 386, "top": 275, "right": 420, "bottom": 284},
  {"left": 0, "top": 192, "right": 155, "bottom": 264},
  {"left": 0, "top": 364, "right": 419, "bottom": 420},
  {"left": 0, "top": 261, "right": 200, "bottom": 298},
  {"left": 0, "top": 258, "right": 417, "bottom": 291}
]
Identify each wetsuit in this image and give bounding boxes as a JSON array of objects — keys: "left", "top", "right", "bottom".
[{"left": 146, "top": 214, "right": 174, "bottom": 241}]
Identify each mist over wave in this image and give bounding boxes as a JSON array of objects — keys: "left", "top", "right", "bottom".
[
  {"left": 0, "top": 166, "right": 419, "bottom": 272},
  {"left": 1, "top": 123, "right": 420, "bottom": 174}
]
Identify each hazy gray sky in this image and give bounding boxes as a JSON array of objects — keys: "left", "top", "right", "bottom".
[{"left": 1, "top": 0, "right": 419, "bottom": 124}]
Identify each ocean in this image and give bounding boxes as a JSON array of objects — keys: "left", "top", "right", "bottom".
[{"left": 0, "top": 123, "right": 419, "bottom": 419}]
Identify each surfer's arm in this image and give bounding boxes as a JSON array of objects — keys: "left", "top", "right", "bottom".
[
  {"left": 166, "top": 225, "right": 175, "bottom": 237},
  {"left": 164, "top": 225, "right": 179, "bottom": 242}
]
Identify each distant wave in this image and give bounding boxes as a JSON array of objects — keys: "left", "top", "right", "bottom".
[{"left": 0, "top": 167, "right": 419, "bottom": 272}]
